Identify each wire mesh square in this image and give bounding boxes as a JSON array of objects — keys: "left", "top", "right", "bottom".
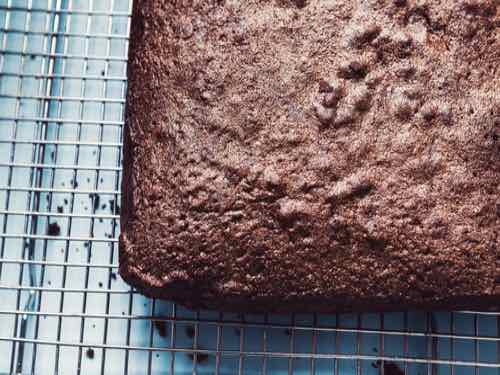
[{"left": 0, "top": 0, "right": 499, "bottom": 374}]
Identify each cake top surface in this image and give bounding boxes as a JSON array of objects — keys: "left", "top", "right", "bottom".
[{"left": 122, "top": 0, "right": 499, "bottom": 306}]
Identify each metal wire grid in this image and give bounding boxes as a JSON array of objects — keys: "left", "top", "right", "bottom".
[{"left": 0, "top": 0, "right": 499, "bottom": 374}]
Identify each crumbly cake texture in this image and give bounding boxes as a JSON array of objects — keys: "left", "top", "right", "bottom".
[{"left": 120, "top": 0, "right": 500, "bottom": 312}]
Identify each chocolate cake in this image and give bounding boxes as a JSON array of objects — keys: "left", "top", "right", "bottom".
[{"left": 120, "top": 0, "right": 500, "bottom": 312}]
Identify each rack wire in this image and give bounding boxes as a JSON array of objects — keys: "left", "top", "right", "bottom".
[{"left": 0, "top": 0, "right": 499, "bottom": 374}]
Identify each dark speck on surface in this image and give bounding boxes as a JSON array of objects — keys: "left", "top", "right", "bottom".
[
  {"left": 84, "top": 241, "right": 89, "bottom": 248},
  {"left": 86, "top": 348, "right": 95, "bottom": 359},
  {"left": 87, "top": 177, "right": 91, "bottom": 182},
  {"left": 372, "top": 361, "right": 404, "bottom": 375},
  {"left": 188, "top": 351, "right": 209, "bottom": 364},
  {"left": 57, "top": 206, "right": 63, "bottom": 213},
  {"left": 185, "top": 325, "right": 195, "bottom": 339},
  {"left": 101, "top": 204, "right": 107, "bottom": 210},
  {"left": 109, "top": 200, "right": 115, "bottom": 213},
  {"left": 99, "top": 218, "right": 103, "bottom": 223},
  {"left": 64, "top": 198, "right": 68, "bottom": 205},
  {"left": 111, "top": 272, "right": 117, "bottom": 280},
  {"left": 154, "top": 320, "right": 167, "bottom": 337},
  {"left": 98, "top": 282, "right": 103, "bottom": 288},
  {"left": 47, "top": 222, "right": 60, "bottom": 236}
]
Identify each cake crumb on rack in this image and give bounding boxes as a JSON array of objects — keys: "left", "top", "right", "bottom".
[{"left": 86, "top": 348, "right": 95, "bottom": 359}]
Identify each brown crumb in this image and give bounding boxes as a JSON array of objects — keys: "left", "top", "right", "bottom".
[
  {"left": 86, "top": 348, "right": 95, "bottom": 359},
  {"left": 154, "top": 320, "right": 168, "bottom": 337},
  {"left": 188, "top": 351, "right": 209, "bottom": 364},
  {"left": 47, "top": 222, "right": 60, "bottom": 236},
  {"left": 372, "top": 361, "right": 404, "bottom": 375}
]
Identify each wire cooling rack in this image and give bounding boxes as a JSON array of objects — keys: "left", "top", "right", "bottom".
[{"left": 0, "top": 0, "right": 500, "bottom": 374}]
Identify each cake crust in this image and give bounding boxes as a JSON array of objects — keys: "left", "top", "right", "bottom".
[{"left": 120, "top": 0, "right": 500, "bottom": 312}]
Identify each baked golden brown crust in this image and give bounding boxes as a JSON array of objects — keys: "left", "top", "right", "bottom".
[{"left": 120, "top": 0, "right": 500, "bottom": 312}]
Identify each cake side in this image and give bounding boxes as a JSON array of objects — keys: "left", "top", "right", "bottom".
[{"left": 120, "top": 0, "right": 500, "bottom": 312}]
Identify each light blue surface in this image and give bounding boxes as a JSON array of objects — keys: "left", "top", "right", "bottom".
[{"left": 0, "top": 0, "right": 499, "bottom": 374}]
